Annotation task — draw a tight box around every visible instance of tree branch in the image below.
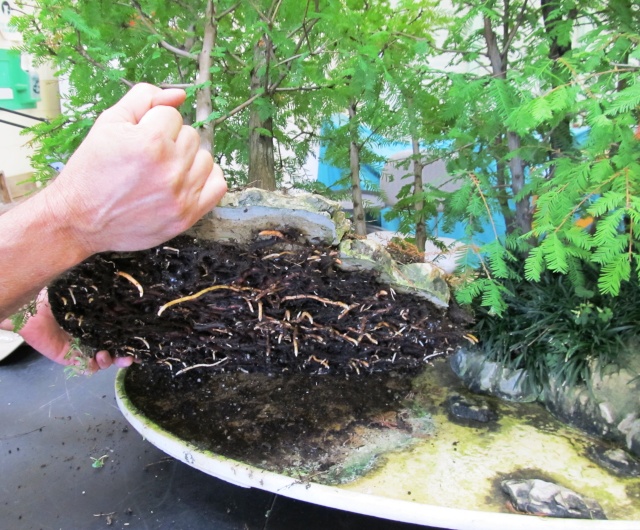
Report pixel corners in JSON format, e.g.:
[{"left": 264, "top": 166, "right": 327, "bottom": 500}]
[
  {"left": 159, "top": 38, "right": 198, "bottom": 60},
  {"left": 268, "top": 0, "right": 284, "bottom": 22},
  {"left": 228, "top": 52, "right": 247, "bottom": 67},
  {"left": 247, "top": 0, "right": 271, "bottom": 25},
  {"left": 267, "top": 17, "right": 322, "bottom": 94},
  {"left": 215, "top": 1, "right": 241, "bottom": 21},
  {"left": 130, "top": 0, "right": 198, "bottom": 61},
  {"left": 483, "top": 16, "right": 504, "bottom": 77},
  {"left": 212, "top": 93, "right": 262, "bottom": 126},
  {"left": 274, "top": 83, "right": 334, "bottom": 92},
  {"left": 159, "top": 83, "right": 194, "bottom": 89},
  {"left": 272, "top": 39, "right": 329, "bottom": 69},
  {"left": 502, "top": 0, "right": 528, "bottom": 63},
  {"left": 73, "top": 36, "right": 134, "bottom": 87}
]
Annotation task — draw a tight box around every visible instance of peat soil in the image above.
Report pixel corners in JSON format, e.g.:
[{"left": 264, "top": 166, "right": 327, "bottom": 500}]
[{"left": 49, "top": 233, "right": 469, "bottom": 482}]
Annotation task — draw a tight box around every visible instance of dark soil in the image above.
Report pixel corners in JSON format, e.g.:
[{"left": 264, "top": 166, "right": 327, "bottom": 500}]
[
  {"left": 123, "top": 362, "right": 422, "bottom": 482},
  {"left": 49, "top": 233, "right": 467, "bottom": 376},
  {"left": 49, "top": 233, "right": 469, "bottom": 481}
]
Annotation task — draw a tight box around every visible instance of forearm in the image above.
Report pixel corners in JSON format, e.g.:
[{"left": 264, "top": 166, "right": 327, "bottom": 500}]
[
  {"left": 0, "top": 83, "right": 226, "bottom": 322},
  {"left": 0, "top": 188, "right": 90, "bottom": 321},
  {"left": 0, "top": 202, "right": 15, "bottom": 216}
]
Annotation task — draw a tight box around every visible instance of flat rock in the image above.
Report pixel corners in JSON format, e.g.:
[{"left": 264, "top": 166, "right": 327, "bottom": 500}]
[
  {"left": 338, "top": 238, "right": 450, "bottom": 309},
  {"left": 445, "top": 393, "right": 498, "bottom": 424},
  {"left": 501, "top": 478, "right": 607, "bottom": 519},
  {"left": 187, "top": 188, "right": 351, "bottom": 246},
  {"left": 587, "top": 445, "right": 640, "bottom": 477}
]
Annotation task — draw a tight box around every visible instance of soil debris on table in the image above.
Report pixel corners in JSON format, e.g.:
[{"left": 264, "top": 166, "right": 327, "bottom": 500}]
[{"left": 49, "top": 234, "right": 466, "bottom": 376}]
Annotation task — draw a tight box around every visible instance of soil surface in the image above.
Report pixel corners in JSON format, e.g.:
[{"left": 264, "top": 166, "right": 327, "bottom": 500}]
[
  {"left": 124, "top": 363, "right": 432, "bottom": 483},
  {"left": 49, "top": 233, "right": 467, "bottom": 376}
]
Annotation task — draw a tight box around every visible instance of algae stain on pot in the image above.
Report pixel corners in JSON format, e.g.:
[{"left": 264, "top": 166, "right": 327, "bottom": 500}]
[{"left": 341, "top": 362, "right": 640, "bottom": 520}]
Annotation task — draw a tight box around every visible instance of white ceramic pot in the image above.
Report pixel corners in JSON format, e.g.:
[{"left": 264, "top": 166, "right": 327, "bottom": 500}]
[{"left": 115, "top": 369, "right": 638, "bottom": 530}]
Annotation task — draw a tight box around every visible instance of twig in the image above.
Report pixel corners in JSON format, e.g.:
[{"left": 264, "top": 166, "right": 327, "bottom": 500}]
[
  {"left": 130, "top": 0, "right": 198, "bottom": 60},
  {"left": 423, "top": 351, "right": 447, "bottom": 362},
  {"left": 0, "top": 426, "right": 44, "bottom": 440}
]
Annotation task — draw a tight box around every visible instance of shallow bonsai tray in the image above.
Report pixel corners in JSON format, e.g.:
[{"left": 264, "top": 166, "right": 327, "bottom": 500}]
[
  {"left": 115, "top": 369, "right": 639, "bottom": 530},
  {"left": 0, "top": 329, "right": 24, "bottom": 362}
]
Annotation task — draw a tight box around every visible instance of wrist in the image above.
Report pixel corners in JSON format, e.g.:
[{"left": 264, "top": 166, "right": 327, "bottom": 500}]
[{"left": 39, "top": 181, "right": 95, "bottom": 264}]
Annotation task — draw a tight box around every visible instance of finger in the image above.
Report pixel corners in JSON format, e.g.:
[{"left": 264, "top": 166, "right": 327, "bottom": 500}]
[
  {"left": 95, "top": 350, "right": 113, "bottom": 370},
  {"left": 174, "top": 126, "right": 202, "bottom": 171},
  {"left": 151, "top": 88, "right": 187, "bottom": 109},
  {"left": 186, "top": 148, "right": 214, "bottom": 189},
  {"left": 114, "top": 356, "right": 134, "bottom": 368},
  {"left": 196, "top": 163, "right": 227, "bottom": 214},
  {"left": 137, "top": 105, "right": 184, "bottom": 141},
  {"left": 100, "top": 84, "right": 186, "bottom": 125},
  {"left": 81, "top": 357, "right": 99, "bottom": 375}
]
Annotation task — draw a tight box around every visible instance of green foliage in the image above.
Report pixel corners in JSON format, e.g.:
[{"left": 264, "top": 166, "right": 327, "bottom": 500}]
[
  {"left": 472, "top": 267, "right": 640, "bottom": 389},
  {"left": 90, "top": 455, "right": 109, "bottom": 469},
  {"left": 14, "top": 0, "right": 346, "bottom": 184},
  {"left": 63, "top": 338, "right": 91, "bottom": 377},
  {"left": 417, "top": 0, "right": 640, "bottom": 318},
  {"left": 9, "top": 299, "right": 36, "bottom": 333}
]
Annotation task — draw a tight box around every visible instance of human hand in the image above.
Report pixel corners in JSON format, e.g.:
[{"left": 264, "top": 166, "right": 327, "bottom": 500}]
[
  {"left": 44, "top": 83, "right": 227, "bottom": 255},
  {"left": 1, "top": 290, "right": 133, "bottom": 374}
]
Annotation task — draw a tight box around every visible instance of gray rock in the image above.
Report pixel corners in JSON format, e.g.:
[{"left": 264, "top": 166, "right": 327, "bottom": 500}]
[
  {"left": 445, "top": 393, "right": 498, "bottom": 424},
  {"left": 590, "top": 357, "right": 640, "bottom": 427},
  {"left": 397, "top": 262, "right": 450, "bottom": 307},
  {"left": 501, "top": 478, "right": 607, "bottom": 519},
  {"left": 497, "top": 367, "right": 530, "bottom": 399},
  {"left": 188, "top": 188, "right": 350, "bottom": 246},
  {"left": 618, "top": 414, "right": 640, "bottom": 456},
  {"left": 338, "top": 238, "right": 450, "bottom": 309},
  {"left": 478, "top": 361, "right": 500, "bottom": 392},
  {"left": 337, "top": 238, "right": 397, "bottom": 275},
  {"left": 587, "top": 445, "right": 640, "bottom": 477},
  {"left": 449, "top": 348, "right": 540, "bottom": 402},
  {"left": 452, "top": 346, "right": 640, "bottom": 455}
]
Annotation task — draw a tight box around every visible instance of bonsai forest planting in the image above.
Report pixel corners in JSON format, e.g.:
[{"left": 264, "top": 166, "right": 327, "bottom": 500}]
[{"left": 8, "top": 0, "right": 640, "bottom": 521}]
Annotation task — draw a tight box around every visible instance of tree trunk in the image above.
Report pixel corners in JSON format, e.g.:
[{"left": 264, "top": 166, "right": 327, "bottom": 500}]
[
  {"left": 493, "top": 136, "right": 516, "bottom": 231},
  {"left": 541, "top": 0, "right": 577, "bottom": 158},
  {"left": 411, "top": 136, "right": 427, "bottom": 252},
  {"left": 348, "top": 102, "right": 367, "bottom": 236},
  {"left": 247, "top": 36, "right": 276, "bottom": 191},
  {"left": 483, "top": 15, "right": 532, "bottom": 235},
  {"left": 196, "top": 0, "right": 216, "bottom": 155},
  {"left": 507, "top": 132, "right": 533, "bottom": 233}
]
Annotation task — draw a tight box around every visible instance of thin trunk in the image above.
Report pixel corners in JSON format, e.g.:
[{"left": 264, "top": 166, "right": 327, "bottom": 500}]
[
  {"left": 541, "top": 0, "right": 577, "bottom": 157},
  {"left": 493, "top": 136, "right": 515, "bottom": 230},
  {"left": 248, "top": 36, "right": 276, "bottom": 191},
  {"left": 411, "top": 136, "right": 426, "bottom": 252},
  {"left": 507, "top": 132, "right": 532, "bottom": 233},
  {"left": 483, "top": 16, "right": 532, "bottom": 235},
  {"left": 196, "top": 0, "right": 216, "bottom": 155},
  {"left": 348, "top": 102, "right": 367, "bottom": 236}
]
